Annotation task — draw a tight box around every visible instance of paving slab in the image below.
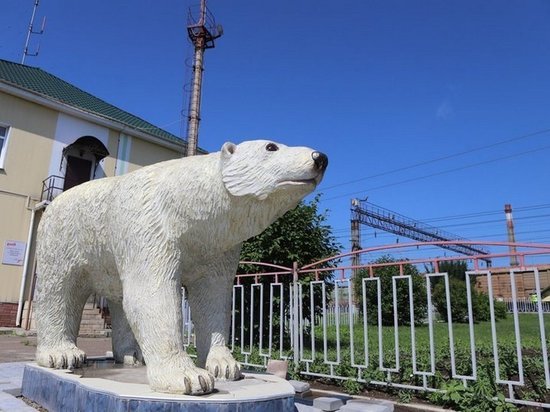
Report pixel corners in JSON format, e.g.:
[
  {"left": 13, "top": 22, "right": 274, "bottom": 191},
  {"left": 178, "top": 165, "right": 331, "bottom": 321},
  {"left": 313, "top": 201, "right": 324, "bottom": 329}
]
[
  {"left": 266, "top": 359, "right": 289, "bottom": 379},
  {"left": 346, "top": 399, "right": 394, "bottom": 411},
  {"left": 290, "top": 379, "right": 311, "bottom": 393},
  {"left": 340, "top": 399, "right": 393, "bottom": 412},
  {"left": 0, "top": 362, "right": 36, "bottom": 412},
  {"left": 313, "top": 396, "right": 344, "bottom": 411}
]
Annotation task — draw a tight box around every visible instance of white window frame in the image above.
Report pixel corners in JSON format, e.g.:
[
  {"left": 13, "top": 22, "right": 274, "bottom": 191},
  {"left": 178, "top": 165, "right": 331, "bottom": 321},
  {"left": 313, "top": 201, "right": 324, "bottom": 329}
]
[{"left": 0, "top": 123, "right": 10, "bottom": 170}]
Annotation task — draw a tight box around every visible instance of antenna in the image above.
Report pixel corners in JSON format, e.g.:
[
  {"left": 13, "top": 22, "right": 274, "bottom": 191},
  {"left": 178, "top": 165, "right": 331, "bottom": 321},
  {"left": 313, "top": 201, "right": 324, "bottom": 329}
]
[
  {"left": 184, "top": 0, "right": 223, "bottom": 156},
  {"left": 21, "top": 0, "right": 46, "bottom": 65}
]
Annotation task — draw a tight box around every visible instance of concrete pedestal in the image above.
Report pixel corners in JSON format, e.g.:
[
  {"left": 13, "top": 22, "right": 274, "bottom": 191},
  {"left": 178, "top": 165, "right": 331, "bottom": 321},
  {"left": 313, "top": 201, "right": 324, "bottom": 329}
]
[{"left": 21, "top": 360, "right": 295, "bottom": 411}]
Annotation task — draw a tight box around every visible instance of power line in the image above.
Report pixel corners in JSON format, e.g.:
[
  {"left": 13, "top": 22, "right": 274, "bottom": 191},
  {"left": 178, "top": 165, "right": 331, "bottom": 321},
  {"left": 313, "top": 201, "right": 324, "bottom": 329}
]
[
  {"left": 332, "top": 214, "right": 550, "bottom": 237},
  {"left": 330, "top": 203, "right": 550, "bottom": 235},
  {"left": 316, "top": 127, "right": 550, "bottom": 193},
  {"left": 333, "top": 227, "right": 550, "bottom": 241},
  {"left": 323, "top": 144, "right": 550, "bottom": 202},
  {"left": 422, "top": 203, "right": 550, "bottom": 223}
]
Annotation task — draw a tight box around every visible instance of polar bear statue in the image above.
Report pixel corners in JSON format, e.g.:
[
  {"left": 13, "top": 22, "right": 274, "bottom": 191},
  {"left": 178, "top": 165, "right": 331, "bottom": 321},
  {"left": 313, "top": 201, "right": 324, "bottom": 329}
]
[{"left": 34, "top": 140, "right": 328, "bottom": 395}]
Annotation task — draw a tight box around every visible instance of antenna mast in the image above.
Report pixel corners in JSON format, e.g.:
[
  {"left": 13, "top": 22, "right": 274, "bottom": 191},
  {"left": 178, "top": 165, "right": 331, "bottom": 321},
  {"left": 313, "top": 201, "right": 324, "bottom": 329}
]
[
  {"left": 22, "top": 0, "right": 46, "bottom": 64},
  {"left": 185, "top": 0, "right": 223, "bottom": 156}
]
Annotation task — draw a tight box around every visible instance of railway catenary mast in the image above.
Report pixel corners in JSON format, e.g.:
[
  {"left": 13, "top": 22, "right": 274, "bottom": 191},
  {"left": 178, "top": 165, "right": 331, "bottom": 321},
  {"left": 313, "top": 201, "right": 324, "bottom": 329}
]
[{"left": 351, "top": 199, "right": 492, "bottom": 266}]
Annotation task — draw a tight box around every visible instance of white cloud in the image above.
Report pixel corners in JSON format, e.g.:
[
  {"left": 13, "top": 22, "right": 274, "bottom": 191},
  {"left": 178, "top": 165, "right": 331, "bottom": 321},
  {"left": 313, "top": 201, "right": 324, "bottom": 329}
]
[{"left": 436, "top": 99, "right": 454, "bottom": 119}]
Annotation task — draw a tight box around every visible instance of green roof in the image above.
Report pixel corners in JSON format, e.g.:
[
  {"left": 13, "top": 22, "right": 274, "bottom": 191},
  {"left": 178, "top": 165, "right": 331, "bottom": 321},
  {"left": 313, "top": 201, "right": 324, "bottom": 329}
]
[{"left": 0, "top": 59, "right": 190, "bottom": 148}]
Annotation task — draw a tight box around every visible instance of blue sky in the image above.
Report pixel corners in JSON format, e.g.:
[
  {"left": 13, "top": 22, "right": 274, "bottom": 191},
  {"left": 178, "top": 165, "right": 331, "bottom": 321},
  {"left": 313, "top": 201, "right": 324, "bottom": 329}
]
[{"left": 2, "top": 0, "right": 550, "bottom": 258}]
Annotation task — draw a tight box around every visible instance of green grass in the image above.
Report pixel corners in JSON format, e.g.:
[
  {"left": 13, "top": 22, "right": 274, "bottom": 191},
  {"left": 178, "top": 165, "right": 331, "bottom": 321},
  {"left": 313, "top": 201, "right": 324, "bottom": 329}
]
[
  {"left": 306, "top": 314, "right": 549, "bottom": 373},
  {"left": 317, "top": 313, "right": 549, "bottom": 356},
  {"left": 232, "top": 314, "right": 550, "bottom": 407}
]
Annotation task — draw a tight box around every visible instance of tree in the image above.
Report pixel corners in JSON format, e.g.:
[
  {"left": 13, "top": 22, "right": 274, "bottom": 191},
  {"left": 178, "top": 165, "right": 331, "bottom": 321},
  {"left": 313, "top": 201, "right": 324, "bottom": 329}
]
[
  {"left": 430, "top": 261, "right": 507, "bottom": 323},
  {"left": 353, "top": 255, "right": 428, "bottom": 326},
  {"left": 236, "top": 195, "right": 341, "bottom": 346},
  {"left": 438, "top": 260, "right": 469, "bottom": 282},
  {"left": 239, "top": 194, "right": 340, "bottom": 268}
]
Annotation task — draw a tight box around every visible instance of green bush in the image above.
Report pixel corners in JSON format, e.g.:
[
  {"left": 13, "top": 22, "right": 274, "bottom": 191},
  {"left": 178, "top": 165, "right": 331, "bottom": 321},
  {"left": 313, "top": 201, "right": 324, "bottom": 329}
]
[
  {"left": 353, "top": 255, "right": 427, "bottom": 326},
  {"left": 432, "top": 277, "right": 507, "bottom": 323},
  {"left": 433, "top": 277, "right": 469, "bottom": 323},
  {"left": 473, "top": 291, "right": 491, "bottom": 322},
  {"left": 494, "top": 299, "right": 508, "bottom": 320}
]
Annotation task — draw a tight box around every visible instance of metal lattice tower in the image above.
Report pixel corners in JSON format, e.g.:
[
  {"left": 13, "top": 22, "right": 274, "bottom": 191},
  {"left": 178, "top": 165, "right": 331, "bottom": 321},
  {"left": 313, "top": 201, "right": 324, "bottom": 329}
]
[
  {"left": 351, "top": 199, "right": 492, "bottom": 265},
  {"left": 185, "top": 0, "right": 223, "bottom": 157}
]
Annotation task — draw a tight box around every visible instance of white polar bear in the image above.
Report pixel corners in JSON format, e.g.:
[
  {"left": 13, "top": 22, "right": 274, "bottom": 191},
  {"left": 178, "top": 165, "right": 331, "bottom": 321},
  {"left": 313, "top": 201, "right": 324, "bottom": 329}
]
[{"left": 34, "top": 140, "right": 328, "bottom": 395}]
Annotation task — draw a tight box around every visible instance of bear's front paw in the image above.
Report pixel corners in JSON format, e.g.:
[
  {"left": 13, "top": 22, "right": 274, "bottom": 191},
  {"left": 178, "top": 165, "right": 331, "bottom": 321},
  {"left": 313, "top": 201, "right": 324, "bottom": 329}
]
[
  {"left": 206, "top": 346, "right": 242, "bottom": 381},
  {"left": 36, "top": 344, "right": 86, "bottom": 369},
  {"left": 149, "top": 363, "right": 215, "bottom": 395}
]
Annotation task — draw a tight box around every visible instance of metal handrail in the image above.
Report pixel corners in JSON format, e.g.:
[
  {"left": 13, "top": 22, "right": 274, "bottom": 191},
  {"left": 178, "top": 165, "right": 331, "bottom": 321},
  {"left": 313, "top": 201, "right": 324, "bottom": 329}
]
[{"left": 40, "top": 175, "right": 64, "bottom": 202}]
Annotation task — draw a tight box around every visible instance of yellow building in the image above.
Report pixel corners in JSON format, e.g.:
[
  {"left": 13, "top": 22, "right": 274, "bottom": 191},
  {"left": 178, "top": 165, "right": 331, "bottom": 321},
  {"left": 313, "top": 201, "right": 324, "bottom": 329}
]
[{"left": 0, "top": 59, "right": 201, "bottom": 328}]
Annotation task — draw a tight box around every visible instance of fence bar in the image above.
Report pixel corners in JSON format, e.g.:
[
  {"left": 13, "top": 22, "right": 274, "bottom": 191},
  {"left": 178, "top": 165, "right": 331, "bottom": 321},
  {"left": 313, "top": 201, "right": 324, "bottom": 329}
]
[
  {"left": 529, "top": 267, "right": 550, "bottom": 388},
  {"left": 292, "top": 262, "right": 299, "bottom": 366},
  {"left": 225, "top": 241, "right": 550, "bottom": 409}
]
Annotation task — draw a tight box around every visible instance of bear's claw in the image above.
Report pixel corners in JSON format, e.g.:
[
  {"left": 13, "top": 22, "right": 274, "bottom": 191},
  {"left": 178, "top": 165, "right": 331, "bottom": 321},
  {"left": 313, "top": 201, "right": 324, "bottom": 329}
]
[
  {"left": 150, "top": 362, "right": 215, "bottom": 395},
  {"left": 37, "top": 345, "right": 87, "bottom": 370},
  {"left": 206, "top": 346, "right": 242, "bottom": 381}
]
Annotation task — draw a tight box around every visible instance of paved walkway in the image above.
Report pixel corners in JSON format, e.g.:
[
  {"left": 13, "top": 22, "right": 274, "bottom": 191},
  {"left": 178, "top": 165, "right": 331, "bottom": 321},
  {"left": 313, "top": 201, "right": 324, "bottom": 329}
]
[
  {"left": 0, "top": 331, "right": 435, "bottom": 411},
  {"left": 0, "top": 331, "right": 112, "bottom": 411},
  {"left": 0, "top": 362, "right": 36, "bottom": 411}
]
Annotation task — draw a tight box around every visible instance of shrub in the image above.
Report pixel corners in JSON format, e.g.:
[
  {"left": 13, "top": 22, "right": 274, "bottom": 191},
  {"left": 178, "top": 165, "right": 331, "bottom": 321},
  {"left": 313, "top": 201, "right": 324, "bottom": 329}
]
[
  {"left": 353, "top": 255, "right": 427, "bottom": 326},
  {"left": 432, "top": 277, "right": 506, "bottom": 323},
  {"left": 473, "top": 291, "right": 491, "bottom": 322},
  {"left": 433, "top": 277, "right": 469, "bottom": 323},
  {"left": 494, "top": 299, "right": 508, "bottom": 320}
]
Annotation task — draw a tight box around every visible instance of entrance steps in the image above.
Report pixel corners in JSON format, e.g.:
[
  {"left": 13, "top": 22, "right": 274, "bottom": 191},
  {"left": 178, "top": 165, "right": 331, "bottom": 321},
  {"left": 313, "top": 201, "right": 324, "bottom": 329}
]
[{"left": 78, "top": 302, "right": 111, "bottom": 337}]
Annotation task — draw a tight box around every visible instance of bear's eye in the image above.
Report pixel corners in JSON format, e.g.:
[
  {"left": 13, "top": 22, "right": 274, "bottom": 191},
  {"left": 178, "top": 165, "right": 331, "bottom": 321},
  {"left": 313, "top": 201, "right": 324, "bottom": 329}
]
[{"left": 266, "top": 143, "right": 279, "bottom": 152}]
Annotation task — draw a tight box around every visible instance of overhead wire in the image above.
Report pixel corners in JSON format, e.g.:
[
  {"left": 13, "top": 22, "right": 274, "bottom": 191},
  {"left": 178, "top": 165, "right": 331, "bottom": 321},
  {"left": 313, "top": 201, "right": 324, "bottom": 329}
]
[
  {"left": 322, "top": 144, "right": 550, "bottom": 202},
  {"left": 316, "top": 127, "right": 550, "bottom": 193},
  {"left": 330, "top": 203, "right": 550, "bottom": 234}
]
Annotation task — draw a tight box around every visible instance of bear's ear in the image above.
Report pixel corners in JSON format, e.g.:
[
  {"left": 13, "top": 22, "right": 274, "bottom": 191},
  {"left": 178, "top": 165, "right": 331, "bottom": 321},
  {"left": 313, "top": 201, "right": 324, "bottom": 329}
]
[
  {"left": 221, "top": 141, "right": 268, "bottom": 200},
  {"left": 221, "top": 142, "right": 237, "bottom": 161}
]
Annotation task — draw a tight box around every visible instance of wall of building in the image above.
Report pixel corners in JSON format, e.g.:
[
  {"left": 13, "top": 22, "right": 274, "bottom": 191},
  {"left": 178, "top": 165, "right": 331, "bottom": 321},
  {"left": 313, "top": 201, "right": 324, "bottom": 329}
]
[
  {"left": 0, "top": 92, "right": 57, "bottom": 195},
  {"left": 0, "top": 90, "right": 184, "bottom": 327},
  {"left": 126, "top": 135, "right": 182, "bottom": 172},
  {"left": 475, "top": 266, "right": 550, "bottom": 299},
  {"left": 0, "top": 93, "right": 57, "bottom": 307}
]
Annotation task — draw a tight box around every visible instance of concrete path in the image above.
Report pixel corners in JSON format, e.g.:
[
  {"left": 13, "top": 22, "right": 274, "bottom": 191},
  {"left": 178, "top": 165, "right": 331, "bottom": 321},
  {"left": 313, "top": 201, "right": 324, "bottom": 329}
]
[
  {"left": 0, "top": 331, "right": 441, "bottom": 412},
  {"left": 0, "top": 331, "right": 112, "bottom": 411}
]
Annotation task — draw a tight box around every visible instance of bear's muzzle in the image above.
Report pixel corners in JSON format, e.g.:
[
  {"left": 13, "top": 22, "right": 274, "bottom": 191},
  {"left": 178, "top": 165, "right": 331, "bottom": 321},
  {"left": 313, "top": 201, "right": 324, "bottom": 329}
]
[{"left": 312, "top": 151, "right": 328, "bottom": 171}]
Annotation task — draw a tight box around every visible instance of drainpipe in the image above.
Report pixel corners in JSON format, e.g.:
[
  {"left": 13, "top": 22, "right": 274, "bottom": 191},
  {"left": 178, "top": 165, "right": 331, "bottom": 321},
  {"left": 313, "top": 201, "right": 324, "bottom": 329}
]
[{"left": 16, "top": 200, "right": 49, "bottom": 327}]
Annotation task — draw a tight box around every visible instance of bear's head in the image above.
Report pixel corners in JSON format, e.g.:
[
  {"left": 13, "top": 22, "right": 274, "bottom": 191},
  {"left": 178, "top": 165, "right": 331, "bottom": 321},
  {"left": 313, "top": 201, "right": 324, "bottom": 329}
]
[{"left": 220, "top": 140, "right": 328, "bottom": 202}]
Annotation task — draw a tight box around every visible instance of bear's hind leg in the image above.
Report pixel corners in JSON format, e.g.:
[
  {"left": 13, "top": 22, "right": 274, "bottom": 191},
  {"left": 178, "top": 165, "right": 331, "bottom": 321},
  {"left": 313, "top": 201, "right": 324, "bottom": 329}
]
[
  {"left": 35, "top": 269, "right": 90, "bottom": 369},
  {"left": 109, "top": 299, "right": 143, "bottom": 365}
]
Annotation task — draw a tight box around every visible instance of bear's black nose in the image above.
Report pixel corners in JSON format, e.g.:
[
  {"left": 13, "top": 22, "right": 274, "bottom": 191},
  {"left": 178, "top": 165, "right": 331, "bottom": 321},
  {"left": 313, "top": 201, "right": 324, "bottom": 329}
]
[{"left": 312, "top": 151, "right": 328, "bottom": 171}]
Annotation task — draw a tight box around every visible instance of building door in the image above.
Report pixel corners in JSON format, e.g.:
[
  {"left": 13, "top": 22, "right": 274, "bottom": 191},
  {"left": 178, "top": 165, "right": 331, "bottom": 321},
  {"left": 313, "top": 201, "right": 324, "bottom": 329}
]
[{"left": 63, "top": 155, "right": 92, "bottom": 191}]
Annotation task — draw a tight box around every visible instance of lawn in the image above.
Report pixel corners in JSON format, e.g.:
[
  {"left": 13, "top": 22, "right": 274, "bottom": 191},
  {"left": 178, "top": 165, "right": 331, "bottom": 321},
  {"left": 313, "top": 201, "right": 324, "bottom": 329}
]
[
  {"left": 310, "top": 313, "right": 550, "bottom": 368},
  {"left": 285, "top": 313, "right": 548, "bottom": 408},
  {"left": 231, "top": 314, "right": 550, "bottom": 408}
]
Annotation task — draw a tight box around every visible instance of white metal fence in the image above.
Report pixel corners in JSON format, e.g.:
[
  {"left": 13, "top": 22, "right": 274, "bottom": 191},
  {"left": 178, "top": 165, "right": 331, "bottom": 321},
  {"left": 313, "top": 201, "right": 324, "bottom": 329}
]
[
  {"left": 314, "top": 297, "right": 550, "bottom": 326},
  {"left": 183, "top": 242, "right": 550, "bottom": 409}
]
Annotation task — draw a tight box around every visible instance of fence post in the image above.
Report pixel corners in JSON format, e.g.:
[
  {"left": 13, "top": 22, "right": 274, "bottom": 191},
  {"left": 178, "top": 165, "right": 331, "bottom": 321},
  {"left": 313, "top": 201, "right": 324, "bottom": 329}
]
[{"left": 292, "top": 261, "right": 300, "bottom": 371}]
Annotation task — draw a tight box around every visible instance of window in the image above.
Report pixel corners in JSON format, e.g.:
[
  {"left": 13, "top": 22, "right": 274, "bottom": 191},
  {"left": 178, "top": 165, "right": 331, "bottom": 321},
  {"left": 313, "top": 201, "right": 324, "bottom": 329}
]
[{"left": 0, "top": 124, "right": 9, "bottom": 169}]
